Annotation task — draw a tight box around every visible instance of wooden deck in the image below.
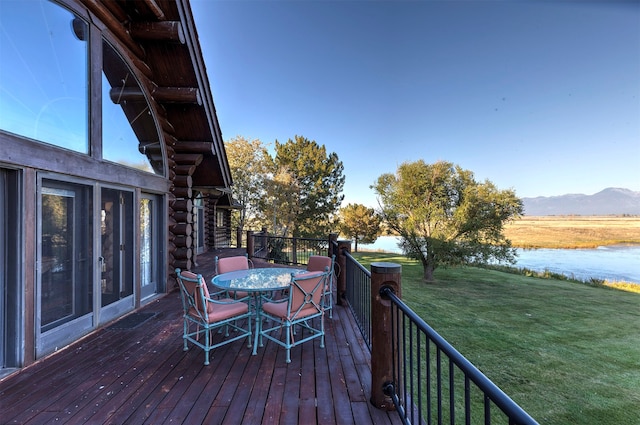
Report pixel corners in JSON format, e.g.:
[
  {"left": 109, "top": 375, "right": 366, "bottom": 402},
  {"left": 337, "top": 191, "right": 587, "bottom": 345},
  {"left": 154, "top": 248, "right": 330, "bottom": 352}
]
[{"left": 0, "top": 251, "right": 401, "bottom": 424}]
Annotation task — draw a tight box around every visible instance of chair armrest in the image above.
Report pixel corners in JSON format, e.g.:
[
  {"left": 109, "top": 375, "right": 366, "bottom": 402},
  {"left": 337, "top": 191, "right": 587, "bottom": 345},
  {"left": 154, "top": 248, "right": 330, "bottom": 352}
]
[
  {"left": 261, "top": 294, "right": 287, "bottom": 304},
  {"left": 208, "top": 287, "right": 229, "bottom": 298},
  {"left": 206, "top": 296, "right": 248, "bottom": 305}
]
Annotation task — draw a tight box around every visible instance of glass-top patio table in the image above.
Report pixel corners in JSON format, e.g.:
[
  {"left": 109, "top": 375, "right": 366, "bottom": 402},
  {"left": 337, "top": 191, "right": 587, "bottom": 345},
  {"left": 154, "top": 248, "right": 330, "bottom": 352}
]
[{"left": 211, "top": 267, "right": 305, "bottom": 355}]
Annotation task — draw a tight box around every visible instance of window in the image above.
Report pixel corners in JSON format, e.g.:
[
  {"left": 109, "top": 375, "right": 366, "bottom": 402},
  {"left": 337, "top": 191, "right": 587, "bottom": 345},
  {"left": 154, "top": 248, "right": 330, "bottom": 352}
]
[
  {"left": 102, "top": 41, "right": 164, "bottom": 175},
  {"left": 0, "top": 0, "right": 88, "bottom": 152},
  {"left": 194, "top": 195, "right": 205, "bottom": 253}
]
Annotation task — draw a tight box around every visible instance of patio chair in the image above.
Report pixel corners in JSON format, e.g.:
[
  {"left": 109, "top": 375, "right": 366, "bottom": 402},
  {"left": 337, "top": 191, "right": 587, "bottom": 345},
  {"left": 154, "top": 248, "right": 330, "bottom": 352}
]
[
  {"left": 176, "top": 268, "right": 252, "bottom": 366},
  {"left": 307, "top": 255, "right": 335, "bottom": 318},
  {"left": 215, "top": 254, "right": 253, "bottom": 301},
  {"left": 259, "top": 270, "right": 329, "bottom": 363}
]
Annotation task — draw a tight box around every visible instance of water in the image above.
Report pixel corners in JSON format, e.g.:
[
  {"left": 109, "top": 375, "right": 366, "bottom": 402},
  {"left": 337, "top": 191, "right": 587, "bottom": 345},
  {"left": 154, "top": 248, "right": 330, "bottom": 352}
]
[
  {"left": 358, "top": 236, "right": 640, "bottom": 284},
  {"left": 514, "top": 246, "right": 640, "bottom": 284}
]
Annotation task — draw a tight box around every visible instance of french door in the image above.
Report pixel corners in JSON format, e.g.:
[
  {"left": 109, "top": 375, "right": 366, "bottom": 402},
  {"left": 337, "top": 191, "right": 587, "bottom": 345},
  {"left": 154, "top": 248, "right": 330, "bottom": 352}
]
[
  {"left": 140, "top": 194, "right": 160, "bottom": 300},
  {"left": 99, "top": 188, "right": 134, "bottom": 323},
  {"left": 37, "top": 181, "right": 138, "bottom": 354},
  {"left": 1, "top": 169, "right": 21, "bottom": 372},
  {"left": 0, "top": 170, "right": 5, "bottom": 370},
  {"left": 38, "top": 180, "right": 93, "bottom": 355}
]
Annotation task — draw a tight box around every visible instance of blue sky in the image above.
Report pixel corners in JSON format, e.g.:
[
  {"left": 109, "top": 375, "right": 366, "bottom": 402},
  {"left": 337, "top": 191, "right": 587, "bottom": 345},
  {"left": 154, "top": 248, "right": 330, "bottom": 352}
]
[{"left": 191, "top": 0, "right": 640, "bottom": 208}]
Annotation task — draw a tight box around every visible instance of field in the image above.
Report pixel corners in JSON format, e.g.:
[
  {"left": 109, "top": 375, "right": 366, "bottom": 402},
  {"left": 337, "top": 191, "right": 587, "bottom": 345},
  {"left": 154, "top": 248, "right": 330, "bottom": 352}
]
[
  {"left": 503, "top": 215, "right": 640, "bottom": 248},
  {"left": 354, "top": 252, "right": 640, "bottom": 425}
]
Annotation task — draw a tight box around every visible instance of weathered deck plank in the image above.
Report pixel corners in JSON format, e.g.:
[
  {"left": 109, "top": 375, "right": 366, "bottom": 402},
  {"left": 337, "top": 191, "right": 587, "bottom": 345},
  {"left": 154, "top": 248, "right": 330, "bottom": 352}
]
[{"left": 0, "top": 251, "right": 402, "bottom": 425}]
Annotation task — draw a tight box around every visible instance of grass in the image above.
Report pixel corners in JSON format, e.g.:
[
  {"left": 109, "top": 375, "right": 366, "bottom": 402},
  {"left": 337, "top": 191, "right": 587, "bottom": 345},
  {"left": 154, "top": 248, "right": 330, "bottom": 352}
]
[
  {"left": 353, "top": 252, "right": 640, "bottom": 425},
  {"left": 503, "top": 215, "right": 640, "bottom": 248}
]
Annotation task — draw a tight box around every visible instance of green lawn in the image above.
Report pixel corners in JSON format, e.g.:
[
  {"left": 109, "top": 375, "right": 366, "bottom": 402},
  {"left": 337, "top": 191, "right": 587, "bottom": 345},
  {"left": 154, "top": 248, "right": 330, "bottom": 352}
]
[{"left": 353, "top": 252, "right": 640, "bottom": 425}]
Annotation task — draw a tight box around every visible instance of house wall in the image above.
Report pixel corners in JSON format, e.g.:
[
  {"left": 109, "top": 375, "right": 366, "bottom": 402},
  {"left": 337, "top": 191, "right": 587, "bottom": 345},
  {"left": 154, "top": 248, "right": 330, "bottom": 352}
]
[{"left": 0, "top": 0, "right": 224, "bottom": 374}]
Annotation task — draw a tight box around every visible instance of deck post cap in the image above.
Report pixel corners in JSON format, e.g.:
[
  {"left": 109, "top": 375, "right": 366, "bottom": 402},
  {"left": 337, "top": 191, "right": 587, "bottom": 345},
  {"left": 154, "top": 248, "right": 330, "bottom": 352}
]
[{"left": 370, "top": 262, "right": 401, "bottom": 273}]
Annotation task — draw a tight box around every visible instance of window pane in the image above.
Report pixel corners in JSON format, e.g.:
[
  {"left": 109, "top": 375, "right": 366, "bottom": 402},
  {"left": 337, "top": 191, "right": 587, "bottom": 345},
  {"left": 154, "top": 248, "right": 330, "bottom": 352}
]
[
  {"left": 100, "top": 188, "right": 133, "bottom": 307},
  {"left": 140, "top": 198, "right": 153, "bottom": 287},
  {"left": 0, "top": 0, "right": 88, "bottom": 152},
  {"left": 41, "top": 182, "right": 92, "bottom": 332},
  {"left": 102, "top": 41, "right": 164, "bottom": 175}
]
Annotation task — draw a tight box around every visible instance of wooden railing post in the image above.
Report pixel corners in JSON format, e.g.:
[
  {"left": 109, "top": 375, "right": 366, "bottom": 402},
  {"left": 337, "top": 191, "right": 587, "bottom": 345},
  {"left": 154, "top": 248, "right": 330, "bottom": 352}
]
[
  {"left": 246, "top": 230, "right": 254, "bottom": 259},
  {"left": 370, "top": 262, "right": 402, "bottom": 410},
  {"left": 335, "top": 240, "right": 351, "bottom": 306},
  {"left": 328, "top": 233, "right": 338, "bottom": 257},
  {"left": 236, "top": 226, "right": 242, "bottom": 248}
]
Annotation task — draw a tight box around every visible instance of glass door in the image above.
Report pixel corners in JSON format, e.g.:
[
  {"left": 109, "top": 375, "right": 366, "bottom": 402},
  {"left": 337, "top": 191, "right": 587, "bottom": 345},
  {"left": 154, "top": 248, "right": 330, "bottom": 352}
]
[
  {"left": 0, "top": 170, "right": 5, "bottom": 369},
  {"left": 100, "top": 188, "right": 133, "bottom": 316},
  {"left": 1, "top": 169, "right": 21, "bottom": 372},
  {"left": 140, "top": 194, "right": 160, "bottom": 300},
  {"left": 38, "top": 180, "right": 93, "bottom": 356}
]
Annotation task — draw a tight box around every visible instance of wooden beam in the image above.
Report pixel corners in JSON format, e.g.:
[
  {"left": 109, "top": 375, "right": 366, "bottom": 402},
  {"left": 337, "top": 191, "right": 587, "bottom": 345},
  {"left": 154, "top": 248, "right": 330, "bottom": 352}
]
[
  {"left": 172, "top": 211, "right": 193, "bottom": 224},
  {"left": 100, "top": 0, "right": 128, "bottom": 22},
  {"left": 88, "top": 3, "right": 152, "bottom": 78},
  {"left": 142, "top": 0, "right": 166, "bottom": 20},
  {"left": 171, "top": 198, "right": 193, "bottom": 212},
  {"left": 87, "top": 0, "right": 145, "bottom": 59},
  {"left": 152, "top": 87, "right": 202, "bottom": 105},
  {"left": 174, "top": 153, "right": 203, "bottom": 166},
  {"left": 173, "top": 164, "right": 198, "bottom": 175},
  {"left": 174, "top": 141, "right": 215, "bottom": 154},
  {"left": 130, "top": 22, "right": 185, "bottom": 43},
  {"left": 109, "top": 86, "right": 201, "bottom": 105},
  {"left": 171, "top": 185, "right": 193, "bottom": 199},
  {"left": 138, "top": 142, "right": 162, "bottom": 156},
  {"left": 174, "top": 174, "right": 193, "bottom": 188},
  {"left": 173, "top": 247, "right": 192, "bottom": 260},
  {"left": 109, "top": 87, "right": 145, "bottom": 104},
  {"left": 163, "top": 131, "right": 177, "bottom": 147},
  {"left": 173, "top": 234, "right": 194, "bottom": 248}
]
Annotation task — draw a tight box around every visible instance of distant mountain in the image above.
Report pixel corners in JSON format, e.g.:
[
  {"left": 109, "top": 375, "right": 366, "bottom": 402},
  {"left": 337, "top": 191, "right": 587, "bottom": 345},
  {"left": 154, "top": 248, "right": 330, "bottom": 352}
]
[{"left": 522, "top": 188, "right": 640, "bottom": 216}]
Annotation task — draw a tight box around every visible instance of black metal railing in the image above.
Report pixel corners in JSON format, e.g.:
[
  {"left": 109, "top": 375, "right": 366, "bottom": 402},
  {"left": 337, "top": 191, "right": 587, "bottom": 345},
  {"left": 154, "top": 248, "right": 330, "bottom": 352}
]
[
  {"left": 343, "top": 250, "right": 373, "bottom": 350},
  {"left": 381, "top": 286, "right": 538, "bottom": 425},
  {"left": 249, "top": 232, "right": 329, "bottom": 266},
  {"left": 248, "top": 233, "right": 537, "bottom": 423}
]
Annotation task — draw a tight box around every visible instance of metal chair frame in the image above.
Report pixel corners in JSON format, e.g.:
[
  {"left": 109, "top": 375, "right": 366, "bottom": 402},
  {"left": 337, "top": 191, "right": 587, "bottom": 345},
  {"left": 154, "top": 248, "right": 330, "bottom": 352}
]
[
  {"left": 214, "top": 254, "right": 253, "bottom": 301},
  {"left": 307, "top": 255, "right": 336, "bottom": 318},
  {"left": 259, "top": 269, "right": 329, "bottom": 363},
  {"left": 176, "top": 268, "right": 252, "bottom": 365}
]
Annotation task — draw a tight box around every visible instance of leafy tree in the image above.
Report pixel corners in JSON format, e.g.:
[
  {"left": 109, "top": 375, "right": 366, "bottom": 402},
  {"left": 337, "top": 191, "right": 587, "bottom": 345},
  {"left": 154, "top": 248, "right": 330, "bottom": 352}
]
[
  {"left": 372, "top": 160, "right": 523, "bottom": 282},
  {"left": 338, "top": 203, "right": 382, "bottom": 252},
  {"left": 224, "top": 136, "right": 270, "bottom": 231},
  {"left": 266, "top": 135, "right": 345, "bottom": 238},
  {"left": 261, "top": 165, "right": 300, "bottom": 236}
]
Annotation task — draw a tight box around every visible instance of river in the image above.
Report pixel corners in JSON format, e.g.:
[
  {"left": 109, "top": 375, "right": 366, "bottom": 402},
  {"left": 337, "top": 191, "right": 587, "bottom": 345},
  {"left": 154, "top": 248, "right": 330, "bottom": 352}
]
[{"left": 358, "top": 236, "right": 640, "bottom": 284}]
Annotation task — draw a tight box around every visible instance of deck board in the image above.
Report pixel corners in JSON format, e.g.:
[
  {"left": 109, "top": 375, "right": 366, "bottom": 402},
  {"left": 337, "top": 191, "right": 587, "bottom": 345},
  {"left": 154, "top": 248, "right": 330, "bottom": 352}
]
[{"left": 0, "top": 251, "right": 402, "bottom": 425}]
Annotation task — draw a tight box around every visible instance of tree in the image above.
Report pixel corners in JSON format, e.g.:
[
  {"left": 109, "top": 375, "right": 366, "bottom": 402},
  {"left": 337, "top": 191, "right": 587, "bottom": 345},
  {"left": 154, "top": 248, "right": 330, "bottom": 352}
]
[
  {"left": 224, "top": 136, "right": 270, "bottom": 231},
  {"left": 266, "top": 135, "right": 345, "bottom": 238},
  {"left": 261, "top": 165, "right": 300, "bottom": 236},
  {"left": 338, "top": 203, "right": 382, "bottom": 252},
  {"left": 372, "top": 160, "right": 523, "bottom": 282}
]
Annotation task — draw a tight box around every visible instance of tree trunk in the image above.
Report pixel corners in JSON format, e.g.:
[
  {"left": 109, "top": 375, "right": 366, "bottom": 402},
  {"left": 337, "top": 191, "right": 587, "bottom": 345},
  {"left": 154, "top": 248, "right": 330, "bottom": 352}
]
[{"left": 423, "top": 263, "right": 435, "bottom": 282}]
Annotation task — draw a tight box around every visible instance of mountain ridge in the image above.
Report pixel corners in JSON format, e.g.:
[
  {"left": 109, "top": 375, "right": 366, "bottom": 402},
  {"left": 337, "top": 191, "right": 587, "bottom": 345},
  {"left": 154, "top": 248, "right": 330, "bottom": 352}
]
[{"left": 521, "top": 187, "right": 640, "bottom": 216}]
